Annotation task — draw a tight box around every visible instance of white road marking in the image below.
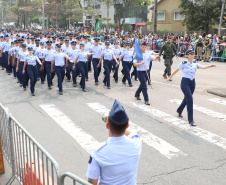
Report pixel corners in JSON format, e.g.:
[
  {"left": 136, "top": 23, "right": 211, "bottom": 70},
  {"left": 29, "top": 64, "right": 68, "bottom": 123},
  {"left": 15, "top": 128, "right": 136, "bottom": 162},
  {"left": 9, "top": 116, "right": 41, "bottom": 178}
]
[
  {"left": 40, "top": 104, "right": 100, "bottom": 154},
  {"left": 170, "top": 99, "right": 226, "bottom": 122},
  {"left": 87, "top": 102, "right": 187, "bottom": 159},
  {"left": 133, "top": 102, "right": 226, "bottom": 150},
  {"left": 208, "top": 98, "right": 226, "bottom": 106},
  {"left": 152, "top": 81, "right": 180, "bottom": 88}
]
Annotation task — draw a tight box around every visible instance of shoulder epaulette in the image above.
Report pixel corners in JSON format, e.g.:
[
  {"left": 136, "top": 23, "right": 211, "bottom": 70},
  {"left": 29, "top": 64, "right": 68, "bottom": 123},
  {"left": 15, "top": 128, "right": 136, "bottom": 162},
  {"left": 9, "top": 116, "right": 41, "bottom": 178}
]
[{"left": 182, "top": 61, "right": 187, "bottom": 64}]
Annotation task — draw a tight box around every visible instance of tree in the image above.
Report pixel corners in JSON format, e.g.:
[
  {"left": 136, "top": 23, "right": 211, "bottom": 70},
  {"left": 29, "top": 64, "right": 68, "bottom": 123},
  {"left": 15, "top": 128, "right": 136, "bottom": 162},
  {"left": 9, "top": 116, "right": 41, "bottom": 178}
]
[
  {"left": 122, "top": 23, "right": 132, "bottom": 32},
  {"left": 179, "top": 0, "right": 222, "bottom": 33}
]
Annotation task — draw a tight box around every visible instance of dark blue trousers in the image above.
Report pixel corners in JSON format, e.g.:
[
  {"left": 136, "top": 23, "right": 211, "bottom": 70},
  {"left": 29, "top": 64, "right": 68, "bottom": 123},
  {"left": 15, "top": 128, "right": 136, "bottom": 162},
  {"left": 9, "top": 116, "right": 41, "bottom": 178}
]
[
  {"left": 148, "top": 61, "right": 153, "bottom": 85},
  {"left": 92, "top": 58, "right": 100, "bottom": 83},
  {"left": 88, "top": 55, "right": 92, "bottom": 72},
  {"left": 4, "top": 52, "right": 10, "bottom": 73},
  {"left": 2, "top": 53, "right": 6, "bottom": 70},
  {"left": 19, "top": 62, "right": 28, "bottom": 88},
  {"left": 177, "top": 78, "right": 196, "bottom": 122},
  {"left": 7, "top": 54, "right": 12, "bottom": 74},
  {"left": 77, "top": 62, "right": 87, "bottom": 89},
  {"left": 0, "top": 54, "right": 3, "bottom": 69},
  {"left": 11, "top": 58, "right": 17, "bottom": 77},
  {"left": 37, "top": 58, "right": 45, "bottom": 81},
  {"left": 27, "top": 65, "right": 38, "bottom": 94},
  {"left": 112, "top": 59, "right": 119, "bottom": 82},
  {"left": 55, "top": 66, "right": 65, "bottom": 93},
  {"left": 103, "top": 60, "right": 112, "bottom": 87},
  {"left": 70, "top": 62, "right": 78, "bottom": 85},
  {"left": 122, "top": 61, "right": 132, "bottom": 85},
  {"left": 65, "top": 59, "right": 71, "bottom": 81},
  {"left": 131, "top": 66, "right": 137, "bottom": 80},
  {"left": 135, "top": 71, "right": 149, "bottom": 101},
  {"left": 45, "top": 62, "right": 55, "bottom": 87}
]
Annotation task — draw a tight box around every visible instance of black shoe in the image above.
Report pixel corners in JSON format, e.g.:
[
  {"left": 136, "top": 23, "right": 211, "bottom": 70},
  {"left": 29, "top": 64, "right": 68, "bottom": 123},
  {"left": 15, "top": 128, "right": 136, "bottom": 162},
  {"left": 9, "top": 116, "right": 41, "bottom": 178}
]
[
  {"left": 107, "top": 86, "right": 111, "bottom": 89},
  {"left": 122, "top": 82, "right": 126, "bottom": 84},
  {"left": 178, "top": 113, "right": 183, "bottom": 118},
  {"left": 95, "top": 82, "right": 98, "bottom": 85},
  {"left": 59, "top": 92, "right": 63, "bottom": 95},
  {"left": 48, "top": 86, "right": 52, "bottom": 90},
  {"left": 135, "top": 95, "right": 141, "bottom": 100},
  {"left": 163, "top": 73, "right": 167, "bottom": 79},
  {"left": 73, "top": 84, "right": 77, "bottom": 87},
  {"left": 85, "top": 78, "right": 88, "bottom": 81},
  {"left": 82, "top": 89, "right": 86, "bottom": 92},
  {"left": 115, "top": 81, "right": 118, "bottom": 83},
  {"left": 51, "top": 82, "right": 54, "bottom": 86},
  {"left": 41, "top": 81, "right": 44, "bottom": 84},
  {"left": 67, "top": 79, "right": 71, "bottom": 82},
  {"left": 129, "top": 84, "right": 133, "bottom": 87},
  {"left": 23, "top": 88, "right": 26, "bottom": 91},
  {"left": 145, "top": 101, "right": 150, "bottom": 105},
  {"left": 37, "top": 78, "right": 40, "bottom": 81},
  {"left": 8, "top": 73, "right": 10, "bottom": 75},
  {"left": 189, "top": 121, "right": 196, "bottom": 126},
  {"left": 31, "top": 93, "right": 35, "bottom": 96}
]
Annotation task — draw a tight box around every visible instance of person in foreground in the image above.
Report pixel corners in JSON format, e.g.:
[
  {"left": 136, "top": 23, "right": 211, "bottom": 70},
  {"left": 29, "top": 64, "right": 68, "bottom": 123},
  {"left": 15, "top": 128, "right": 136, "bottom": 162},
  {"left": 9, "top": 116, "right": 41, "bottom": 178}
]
[
  {"left": 166, "top": 49, "right": 216, "bottom": 126},
  {"left": 86, "top": 99, "right": 142, "bottom": 185}
]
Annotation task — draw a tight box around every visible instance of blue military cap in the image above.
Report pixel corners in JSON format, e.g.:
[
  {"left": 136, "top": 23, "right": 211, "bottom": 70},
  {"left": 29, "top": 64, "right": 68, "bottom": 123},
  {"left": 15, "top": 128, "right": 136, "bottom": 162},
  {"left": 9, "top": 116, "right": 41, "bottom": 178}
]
[
  {"left": 5, "top": 35, "right": 9, "bottom": 38},
  {"left": 94, "top": 38, "right": 100, "bottom": 42},
  {"left": 140, "top": 42, "right": 147, "bottom": 46},
  {"left": 104, "top": 36, "right": 110, "bottom": 40},
  {"left": 39, "top": 32, "right": 42, "bottom": 34},
  {"left": 21, "top": 43, "right": 27, "bottom": 48},
  {"left": 105, "top": 41, "right": 110, "bottom": 45},
  {"left": 72, "top": 35, "right": 76, "bottom": 37},
  {"left": 21, "top": 36, "right": 24, "bottom": 38},
  {"left": 114, "top": 41, "right": 119, "bottom": 45},
  {"left": 0, "top": 36, "right": 3, "bottom": 38},
  {"left": 83, "top": 36, "right": 87, "bottom": 39},
  {"left": 76, "top": 36, "right": 81, "bottom": 40},
  {"left": 126, "top": 42, "right": 130, "bottom": 46},
  {"left": 186, "top": 49, "right": 195, "bottom": 55},
  {"left": 47, "top": 36, "right": 51, "bottom": 38},
  {"left": 46, "top": 40, "right": 52, "bottom": 44},
  {"left": 146, "top": 42, "right": 151, "bottom": 46},
  {"left": 59, "top": 37, "right": 64, "bottom": 40},
  {"left": 40, "top": 41, "right": 45, "bottom": 45},
  {"left": 56, "top": 43, "right": 61, "bottom": 47},
  {"left": 52, "top": 36, "right": 56, "bottom": 39},
  {"left": 71, "top": 41, "right": 77, "bottom": 45},
  {"left": 65, "top": 39, "right": 69, "bottom": 42},
  {"left": 27, "top": 37, "right": 30, "bottom": 39},
  {"left": 35, "top": 39, "right": 40, "bottom": 43},
  {"left": 18, "top": 39, "right": 23, "bottom": 42},
  {"left": 11, "top": 41, "right": 15, "bottom": 44},
  {"left": 80, "top": 43, "right": 85, "bottom": 46},
  {"left": 109, "top": 99, "right": 128, "bottom": 123},
  {"left": 27, "top": 47, "right": 33, "bottom": 51},
  {"left": 50, "top": 33, "right": 54, "bottom": 35}
]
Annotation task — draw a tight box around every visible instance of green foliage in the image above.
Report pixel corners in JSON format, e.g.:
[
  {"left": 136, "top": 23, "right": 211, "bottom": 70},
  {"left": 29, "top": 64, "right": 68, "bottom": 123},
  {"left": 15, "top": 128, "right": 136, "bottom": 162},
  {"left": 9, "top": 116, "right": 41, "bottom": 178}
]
[
  {"left": 179, "top": 0, "right": 222, "bottom": 33},
  {"left": 122, "top": 23, "right": 132, "bottom": 32},
  {"left": 32, "top": 16, "right": 40, "bottom": 23},
  {"left": 100, "top": 23, "right": 106, "bottom": 29},
  {"left": 108, "top": 23, "right": 114, "bottom": 28}
]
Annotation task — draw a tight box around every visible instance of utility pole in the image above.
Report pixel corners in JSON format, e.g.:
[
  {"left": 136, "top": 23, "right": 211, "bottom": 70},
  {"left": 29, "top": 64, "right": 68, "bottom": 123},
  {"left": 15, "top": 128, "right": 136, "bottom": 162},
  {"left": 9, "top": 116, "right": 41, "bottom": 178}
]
[
  {"left": 153, "top": 0, "right": 157, "bottom": 34},
  {"left": 219, "top": 0, "right": 225, "bottom": 34},
  {"left": 42, "top": 0, "right": 44, "bottom": 29}
]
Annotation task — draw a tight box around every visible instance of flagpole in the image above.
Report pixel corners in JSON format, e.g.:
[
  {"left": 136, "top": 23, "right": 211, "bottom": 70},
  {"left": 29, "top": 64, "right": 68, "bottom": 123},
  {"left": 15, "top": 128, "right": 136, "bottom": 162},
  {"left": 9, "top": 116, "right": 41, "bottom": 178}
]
[{"left": 143, "top": 64, "right": 153, "bottom": 89}]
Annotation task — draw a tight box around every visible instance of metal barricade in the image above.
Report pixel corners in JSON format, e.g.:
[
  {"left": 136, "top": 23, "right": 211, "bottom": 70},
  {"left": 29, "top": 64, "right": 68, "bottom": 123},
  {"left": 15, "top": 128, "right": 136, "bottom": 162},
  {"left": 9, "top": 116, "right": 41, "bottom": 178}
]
[{"left": 60, "top": 173, "right": 91, "bottom": 185}]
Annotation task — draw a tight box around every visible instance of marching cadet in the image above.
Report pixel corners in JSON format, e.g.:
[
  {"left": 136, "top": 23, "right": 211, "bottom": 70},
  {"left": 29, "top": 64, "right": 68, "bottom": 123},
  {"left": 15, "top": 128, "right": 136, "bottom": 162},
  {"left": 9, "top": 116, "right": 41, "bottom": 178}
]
[
  {"left": 16, "top": 43, "right": 28, "bottom": 91},
  {"left": 159, "top": 36, "right": 178, "bottom": 79},
  {"left": 203, "top": 34, "right": 212, "bottom": 62},
  {"left": 67, "top": 41, "right": 78, "bottom": 87},
  {"left": 36, "top": 41, "right": 46, "bottom": 84},
  {"left": 118, "top": 42, "right": 133, "bottom": 87},
  {"left": 131, "top": 41, "right": 138, "bottom": 81},
  {"left": 196, "top": 36, "right": 203, "bottom": 61},
  {"left": 8, "top": 42, "right": 15, "bottom": 77},
  {"left": 23, "top": 47, "right": 42, "bottom": 96},
  {"left": 2, "top": 35, "right": 11, "bottom": 74},
  {"left": 0, "top": 36, "right": 4, "bottom": 70},
  {"left": 13, "top": 39, "right": 23, "bottom": 83},
  {"left": 62, "top": 39, "right": 72, "bottom": 82},
  {"left": 167, "top": 50, "right": 216, "bottom": 126},
  {"left": 97, "top": 41, "right": 118, "bottom": 89},
  {"left": 41, "top": 41, "right": 55, "bottom": 89},
  {"left": 52, "top": 37, "right": 57, "bottom": 50},
  {"left": 87, "top": 99, "right": 142, "bottom": 185},
  {"left": 72, "top": 43, "right": 94, "bottom": 92},
  {"left": 133, "top": 42, "right": 160, "bottom": 105},
  {"left": 112, "top": 41, "right": 121, "bottom": 83},
  {"left": 51, "top": 44, "right": 73, "bottom": 95},
  {"left": 89, "top": 38, "right": 102, "bottom": 85},
  {"left": 84, "top": 36, "right": 92, "bottom": 78}
]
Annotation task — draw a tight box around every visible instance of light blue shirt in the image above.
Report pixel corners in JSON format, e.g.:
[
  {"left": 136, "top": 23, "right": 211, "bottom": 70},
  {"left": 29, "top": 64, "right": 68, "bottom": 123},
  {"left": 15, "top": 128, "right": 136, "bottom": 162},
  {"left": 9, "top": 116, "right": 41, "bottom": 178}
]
[
  {"left": 68, "top": 49, "right": 78, "bottom": 63},
  {"left": 2, "top": 42, "right": 11, "bottom": 52},
  {"left": 44, "top": 49, "right": 55, "bottom": 62},
  {"left": 178, "top": 60, "right": 200, "bottom": 79},
  {"left": 85, "top": 42, "right": 91, "bottom": 52},
  {"left": 35, "top": 48, "right": 46, "bottom": 59},
  {"left": 18, "top": 51, "right": 28, "bottom": 62},
  {"left": 90, "top": 45, "right": 102, "bottom": 59},
  {"left": 77, "top": 51, "right": 88, "bottom": 62},
  {"left": 8, "top": 47, "right": 14, "bottom": 56},
  {"left": 101, "top": 49, "right": 114, "bottom": 61},
  {"left": 26, "top": 55, "right": 37, "bottom": 65},
  {"left": 113, "top": 48, "right": 121, "bottom": 59},
  {"left": 52, "top": 52, "right": 67, "bottom": 66},
  {"left": 133, "top": 52, "right": 153, "bottom": 71},
  {"left": 86, "top": 134, "right": 142, "bottom": 185},
  {"left": 121, "top": 49, "right": 133, "bottom": 62},
  {"left": 62, "top": 46, "right": 71, "bottom": 55}
]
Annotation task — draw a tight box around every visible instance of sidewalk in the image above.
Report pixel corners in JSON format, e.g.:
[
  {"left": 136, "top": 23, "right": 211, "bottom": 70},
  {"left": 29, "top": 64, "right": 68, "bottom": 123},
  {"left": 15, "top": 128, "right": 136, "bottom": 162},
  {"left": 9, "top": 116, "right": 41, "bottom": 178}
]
[
  {"left": 0, "top": 157, "right": 19, "bottom": 185},
  {"left": 207, "top": 88, "right": 226, "bottom": 98}
]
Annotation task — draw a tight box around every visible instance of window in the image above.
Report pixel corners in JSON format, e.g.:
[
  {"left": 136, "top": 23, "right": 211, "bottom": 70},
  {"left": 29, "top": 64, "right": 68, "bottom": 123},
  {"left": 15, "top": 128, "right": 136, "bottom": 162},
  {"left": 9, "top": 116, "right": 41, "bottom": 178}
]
[
  {"left": 157, "top": 12, "right": 165, "bottom": 20},
  {"left": 174, "top": 12, "right": 185, "bottom": 20}
]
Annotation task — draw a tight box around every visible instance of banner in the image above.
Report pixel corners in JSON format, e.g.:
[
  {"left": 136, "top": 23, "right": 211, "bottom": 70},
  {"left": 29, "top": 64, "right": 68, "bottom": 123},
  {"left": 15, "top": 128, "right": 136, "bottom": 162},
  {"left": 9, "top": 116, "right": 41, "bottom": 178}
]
[{"left": 95, "top": 21, "right": 101, "bottom": 32}]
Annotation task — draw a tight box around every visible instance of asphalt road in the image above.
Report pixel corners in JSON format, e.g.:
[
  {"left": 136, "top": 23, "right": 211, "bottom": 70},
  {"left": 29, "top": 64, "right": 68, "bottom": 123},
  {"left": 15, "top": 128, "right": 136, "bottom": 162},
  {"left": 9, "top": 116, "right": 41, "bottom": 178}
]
[{"left": 0, "top": 58, "right": 226, "bottom": 185}]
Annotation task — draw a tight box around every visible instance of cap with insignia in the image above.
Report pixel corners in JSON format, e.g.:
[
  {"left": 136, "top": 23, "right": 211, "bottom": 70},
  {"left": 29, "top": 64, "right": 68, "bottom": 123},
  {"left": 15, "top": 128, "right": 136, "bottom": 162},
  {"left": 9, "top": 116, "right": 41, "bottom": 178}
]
[
  {"left": 114, "top": 41, "right": 119, "bottom": 44},
  {"left": 71, "top": 41, "right": 77, "bottom": 45},
  {"left": 56, "top": 43, "right": 61, "bottom": 47},
  {"left": 80, "top": 43, "right": 85, "bottom": 46},
  {"left": 5, "top": 35, "right": 9, "bottom": 38},
  {"left": 146, "top": 42, "right": 151, "bottom": 46},
  {"left": 186, "top": 49, "right": 195, "bottom": 55},
  {"left": 21, "top": 36, "right": 24, "bottom": 38},
  {"left": 126, "top": 42, "right": 130, "bottom": 46},
  {"left": 109, "top": 99, "right": 128, "bottom": 123},
  {"left": 47, "top": 36, "right": 51, "bottom": 38},
  {"left": 11, "top": 42, "right": 15, "bottom": 44},
  {"left": 105, "top": 41, "right": 110, "bottom": 45},
  {"left": 35, "top": 39, "right": 40, "bottom": 43},
  {"left": 46, "top": 40, "right": 52, "bottom": 44},
  {"left": 21, "top": 43, "right": 27, "bottom": 48},
  {"left": 140, "top": 42, "right": 147, "bottom": 46},
  {"left": 27, "top": 47, "right": 33, "bottom": 51},
  {"left": 0, "top": 36, "right": 3, "bottom": 38},
  {"left": 52, "top": 37, "right": 56, "bottom": 40},
  {"left": 60, "top": 37, "right": 64, "bottom": 41},
  {"left": 65, "top": 39, "right": 69, "bottom": 43},
  {"left": 40, "top": 41, "right": 45, "bottom": 45},
  {"left": 76, "top": 36, "right": 81, "bottom": 40},
  {"left": 94, "top": 38, "right": 100, "bottom": 42},
  {"left": 83, "top": 36, "right": 87, "bottom": 39},
  {"left": 27, "top": 37, "right": 30, "bottom": 39}
]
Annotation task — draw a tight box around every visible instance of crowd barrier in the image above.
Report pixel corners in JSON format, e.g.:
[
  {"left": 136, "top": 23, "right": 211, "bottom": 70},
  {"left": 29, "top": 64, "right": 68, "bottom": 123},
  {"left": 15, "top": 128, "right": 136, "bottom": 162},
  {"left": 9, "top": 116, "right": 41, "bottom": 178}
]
[{"left": 0, "top": 103, "right": 91, "bottom": 185}]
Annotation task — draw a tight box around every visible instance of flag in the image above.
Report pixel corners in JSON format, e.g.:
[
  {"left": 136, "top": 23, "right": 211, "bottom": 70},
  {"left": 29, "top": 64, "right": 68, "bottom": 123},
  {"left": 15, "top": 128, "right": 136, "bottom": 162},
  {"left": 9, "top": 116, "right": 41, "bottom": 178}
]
[
  {"left": 133, "top": 38, "right": 143, "bottom": 60},
  {"left": 221, "top": 48, "right": 225, "bottom": 61},
  {"left": 4, "top": 30, "right": 6, "bottom": 38},
  {"left": 95, "top": 21, "right": 101, "bottom": 32}
]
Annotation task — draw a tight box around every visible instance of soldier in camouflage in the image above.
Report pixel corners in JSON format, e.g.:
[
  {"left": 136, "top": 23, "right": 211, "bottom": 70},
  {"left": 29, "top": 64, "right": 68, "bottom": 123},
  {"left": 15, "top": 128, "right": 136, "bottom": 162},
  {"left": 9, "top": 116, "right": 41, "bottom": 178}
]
[{"left": 159, "top": 36, "right": 178, "bottom": 79}]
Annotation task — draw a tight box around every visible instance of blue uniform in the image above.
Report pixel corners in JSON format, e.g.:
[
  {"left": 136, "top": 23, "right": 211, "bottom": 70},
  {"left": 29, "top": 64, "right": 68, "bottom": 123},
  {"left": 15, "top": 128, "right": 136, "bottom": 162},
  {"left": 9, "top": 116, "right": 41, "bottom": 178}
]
[
  {"left": 87, "top": 133, "right": 142, "bottom": 185},
  {"left": 68, "top": 49, "right": 79, "bottom": 85},
  {"left": 85, "top": 42, "right": 92, "bottom": 73},
  {"left": 121, "top": 49, "right": 133, "bottom": 85},
  {"left": 133, "top": 52, "right": 153, "bottom": 102},
  {"left": 101, "top": 49, "right": 114, "bottom": 88},
  {"left": 26, "top": 55, "right": 38, "bottom": 94},
  {"left": 77, "top": 51, "right": 89, "bottom": 90},
  {"left": 90, "top": 45, "right": 103, "bottom": 83},
  {"left": 43, "top": 49, "right": 55, "bottom": 87},
  {"left": 2, "top": 42, "right": 11, "bottom": 73},
  {"left": 35, "top": 48, "right": 46, "bottom": 82},
  {"left": 177, "top": 60, "right": 200, "bottom": 122},
  {"left": 112, "top": 48, "right": 121, "bottom": 82},
  {"left": 8, "top": 47, "right": 15, "bottom": 76},
  {"left": 52, "top": 52, "right": 67, "bottom": 93},
  {"left": 18, "top": 51, "right": 29, "bottom": 89}
]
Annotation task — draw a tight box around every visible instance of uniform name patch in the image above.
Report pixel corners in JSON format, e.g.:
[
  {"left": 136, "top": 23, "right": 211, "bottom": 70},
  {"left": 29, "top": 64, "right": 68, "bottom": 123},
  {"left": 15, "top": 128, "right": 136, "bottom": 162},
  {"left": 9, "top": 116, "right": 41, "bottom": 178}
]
[{"left": 88, "top": 156, "right": 92, "bottom": 164}]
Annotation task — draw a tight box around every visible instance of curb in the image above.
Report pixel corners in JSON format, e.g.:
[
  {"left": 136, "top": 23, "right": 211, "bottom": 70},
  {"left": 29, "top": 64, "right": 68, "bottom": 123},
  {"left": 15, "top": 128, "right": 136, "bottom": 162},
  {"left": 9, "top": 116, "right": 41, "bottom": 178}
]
[{"left": 207, "top": 89, "right": 226, "bottom": 98}]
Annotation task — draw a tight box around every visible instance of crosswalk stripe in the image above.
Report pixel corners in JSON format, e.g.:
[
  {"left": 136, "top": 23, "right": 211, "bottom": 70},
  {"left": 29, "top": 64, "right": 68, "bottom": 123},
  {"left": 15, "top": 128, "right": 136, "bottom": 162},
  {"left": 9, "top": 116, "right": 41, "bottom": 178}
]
[
  {"left": 40, "top": 104, "right": 100, "bottom": 154},
  {"left": 133, "top": 102, "right": 226, "bottom": 150},
  {"left": 170, "top": 99, "right": 226, "bottom": 122},
  {"left": 208, "top": 98, "right": 226, "bottom": 106},
  {"left": 87, "top": 102, "right": 187, "bottom": 159}
]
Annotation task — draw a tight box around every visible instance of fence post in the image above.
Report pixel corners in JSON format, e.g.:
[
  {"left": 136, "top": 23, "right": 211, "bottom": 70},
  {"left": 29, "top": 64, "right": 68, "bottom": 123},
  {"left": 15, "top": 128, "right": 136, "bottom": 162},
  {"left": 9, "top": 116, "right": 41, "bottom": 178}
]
[
  {"left": 0, "top": 137, "right": 5, "bottom": 174},
  {"left": 5, "top": 117, "right": 16, "bottom": 185}
]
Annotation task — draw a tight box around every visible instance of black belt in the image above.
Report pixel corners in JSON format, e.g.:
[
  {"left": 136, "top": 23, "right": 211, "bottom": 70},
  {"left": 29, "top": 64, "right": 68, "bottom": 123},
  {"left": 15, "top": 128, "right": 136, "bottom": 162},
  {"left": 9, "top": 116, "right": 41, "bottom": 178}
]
[
  {"left": 28, "top": 64, "right": 36, "bottom": 66},
  {"left": 55, "top": 65, "right": 64, "bottom": 67}
]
